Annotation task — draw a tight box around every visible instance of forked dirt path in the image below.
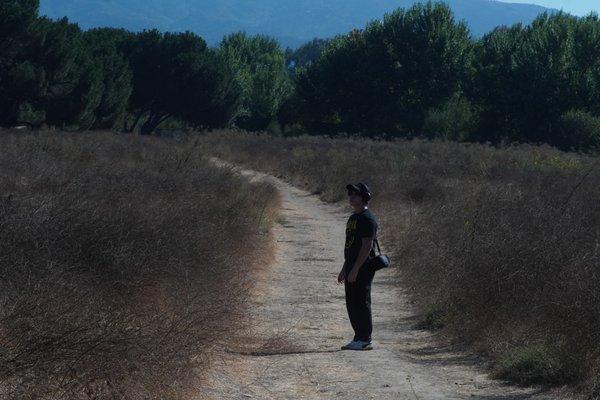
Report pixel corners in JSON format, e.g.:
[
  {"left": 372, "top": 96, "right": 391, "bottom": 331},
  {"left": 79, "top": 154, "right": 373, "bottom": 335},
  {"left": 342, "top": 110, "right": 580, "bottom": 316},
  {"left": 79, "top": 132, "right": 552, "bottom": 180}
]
[{"left": 202, "top": 163, "right": 550, "bottom": 400}]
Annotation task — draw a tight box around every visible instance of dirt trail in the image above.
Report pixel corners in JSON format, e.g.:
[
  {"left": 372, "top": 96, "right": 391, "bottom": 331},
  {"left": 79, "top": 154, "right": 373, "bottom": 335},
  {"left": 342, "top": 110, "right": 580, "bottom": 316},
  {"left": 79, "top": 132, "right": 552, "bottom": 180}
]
[{"left": 203, "top": 163, "right": 549, "bottom": 400}]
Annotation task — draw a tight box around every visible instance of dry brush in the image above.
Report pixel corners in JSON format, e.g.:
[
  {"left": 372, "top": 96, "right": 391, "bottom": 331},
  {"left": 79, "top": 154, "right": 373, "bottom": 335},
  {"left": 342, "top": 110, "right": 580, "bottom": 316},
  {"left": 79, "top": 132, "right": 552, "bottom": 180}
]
[{"left": 0, "top": 130, "right": 279, "bottom": 399}]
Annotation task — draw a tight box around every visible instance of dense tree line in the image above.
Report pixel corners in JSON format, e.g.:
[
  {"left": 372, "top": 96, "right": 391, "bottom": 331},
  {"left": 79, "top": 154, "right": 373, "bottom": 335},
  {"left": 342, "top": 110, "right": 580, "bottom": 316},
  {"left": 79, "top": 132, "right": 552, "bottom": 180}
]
[
  {"left": 295, "top": 4, "right": 471, "bottom": 137},
  {"left": 293, "top": 3, "right": 600, "bottom": 150},
  {"left": 2, "top": 1, "right": 600, "bottom": 149},
  {"left": 0, "top": 0, "right": 291, "bottom": 134}
]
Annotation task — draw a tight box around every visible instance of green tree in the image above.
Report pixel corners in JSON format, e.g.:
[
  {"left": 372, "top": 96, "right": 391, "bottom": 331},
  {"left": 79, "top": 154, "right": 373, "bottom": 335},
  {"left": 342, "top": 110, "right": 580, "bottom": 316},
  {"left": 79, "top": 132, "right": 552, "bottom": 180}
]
[
  {"left": 296, "top": 2, "right": 472, "bottom": 137},
  {"left": 422, "top": 94, "right": 478, "bottom": 141},
  {"left": 285, "top": 38, "right": 330, "bottom": 72},
  {"left": 124, "top": 30, "right": 242, "bottom": 135},
  {"left": 84, "top": 29, "right": 133, "bottom": 129},
  {"left": 470, "top": 13, "right": 600, "bottom": 148},
  {"left": 30, "top": 17, "right": 103, "bottom": 129},
  {"left": 0, "top": 0, "right": 42, "bottom": 125},
  {"left": 556, "top": 109, "right": 600, "bottom": 150},
  {"left": 0, "top": 0, "right": 38, "bottom": 63},
  {"left": 220, "top": 32, "right": 292, "bottom": 131},
  {"left": 0, "top": 6, "right": 103, "bottom": 129}
]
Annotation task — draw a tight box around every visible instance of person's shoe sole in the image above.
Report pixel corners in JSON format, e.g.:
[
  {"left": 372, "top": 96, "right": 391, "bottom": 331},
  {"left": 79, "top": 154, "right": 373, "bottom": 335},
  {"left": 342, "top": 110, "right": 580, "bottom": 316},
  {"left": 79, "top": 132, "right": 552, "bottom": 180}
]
[{"left": 341, "top": 343, "right": 373, "bottom": 351}]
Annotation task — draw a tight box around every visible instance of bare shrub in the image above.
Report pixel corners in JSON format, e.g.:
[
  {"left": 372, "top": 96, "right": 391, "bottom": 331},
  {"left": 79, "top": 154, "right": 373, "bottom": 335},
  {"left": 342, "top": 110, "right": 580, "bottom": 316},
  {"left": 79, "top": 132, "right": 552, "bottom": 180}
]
[{"left": 0, "top": 130, "right": 279, "bottom": 399}]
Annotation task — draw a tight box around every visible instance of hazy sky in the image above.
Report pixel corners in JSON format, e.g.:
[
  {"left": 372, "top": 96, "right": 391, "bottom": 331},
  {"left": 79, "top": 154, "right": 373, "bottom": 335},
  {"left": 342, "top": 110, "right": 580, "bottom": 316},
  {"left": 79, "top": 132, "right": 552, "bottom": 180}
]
[{"left": 502, "top": 1, "right": 598, "bottom": 16}]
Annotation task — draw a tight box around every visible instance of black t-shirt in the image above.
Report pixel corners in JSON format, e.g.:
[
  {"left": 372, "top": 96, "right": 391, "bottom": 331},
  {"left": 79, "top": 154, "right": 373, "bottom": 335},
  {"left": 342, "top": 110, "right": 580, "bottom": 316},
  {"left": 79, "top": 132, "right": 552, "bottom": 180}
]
[{"left": 344, "top": 208, "right": 378, "bottom": 271}]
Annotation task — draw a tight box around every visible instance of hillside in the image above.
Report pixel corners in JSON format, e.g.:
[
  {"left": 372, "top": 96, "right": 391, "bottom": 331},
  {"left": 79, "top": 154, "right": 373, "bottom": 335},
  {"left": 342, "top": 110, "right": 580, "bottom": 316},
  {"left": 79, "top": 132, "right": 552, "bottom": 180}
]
[{"left": 40, "top": 0, "right": 555, "bottom": 47}]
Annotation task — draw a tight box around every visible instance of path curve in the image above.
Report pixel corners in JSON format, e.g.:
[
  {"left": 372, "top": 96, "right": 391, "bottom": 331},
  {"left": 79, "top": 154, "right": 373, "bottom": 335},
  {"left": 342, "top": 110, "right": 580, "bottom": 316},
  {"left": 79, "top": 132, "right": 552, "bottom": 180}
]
[{"left": 202, "top": 163, "right": 548, "bottom": 400}]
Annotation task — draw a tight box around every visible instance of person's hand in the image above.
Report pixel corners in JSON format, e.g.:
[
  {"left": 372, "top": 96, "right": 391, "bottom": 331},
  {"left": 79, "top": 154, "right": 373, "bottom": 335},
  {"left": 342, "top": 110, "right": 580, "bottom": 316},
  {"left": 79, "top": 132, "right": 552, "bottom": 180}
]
[
  {"left": 337, "top": 269, "right": 346, "bottom": 284},
  {"left": 347, "top": 267, "right": 359, "bottom": 283}
]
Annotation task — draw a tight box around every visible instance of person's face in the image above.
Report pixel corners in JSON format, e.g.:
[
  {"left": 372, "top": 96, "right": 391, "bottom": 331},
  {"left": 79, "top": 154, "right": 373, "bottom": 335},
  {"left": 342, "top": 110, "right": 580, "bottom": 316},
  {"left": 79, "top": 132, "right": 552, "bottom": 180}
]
[{"left": 348, "top": 192, "right": 365, "bottom": 210}]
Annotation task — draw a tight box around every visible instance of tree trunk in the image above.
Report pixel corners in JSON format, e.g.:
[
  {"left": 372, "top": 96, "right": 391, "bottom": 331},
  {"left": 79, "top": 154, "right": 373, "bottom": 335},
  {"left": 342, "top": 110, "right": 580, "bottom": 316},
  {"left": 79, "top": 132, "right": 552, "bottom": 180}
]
[
  {"left": 126, "top": 111, "right": 145, "bottom": 133},
  {"left": 140, "top": 112, "right": 170, "bottom": 135}
]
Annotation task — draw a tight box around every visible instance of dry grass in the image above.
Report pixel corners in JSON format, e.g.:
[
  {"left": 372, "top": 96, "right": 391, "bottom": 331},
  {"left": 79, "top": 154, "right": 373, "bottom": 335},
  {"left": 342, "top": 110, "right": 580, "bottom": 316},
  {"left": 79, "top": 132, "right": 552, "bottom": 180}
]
[
  {"left": 0, "top": 130, "right": 279, "bottom": 399},
  {"left": 201, "top": 130, "right": 600, "bottom": 392}
]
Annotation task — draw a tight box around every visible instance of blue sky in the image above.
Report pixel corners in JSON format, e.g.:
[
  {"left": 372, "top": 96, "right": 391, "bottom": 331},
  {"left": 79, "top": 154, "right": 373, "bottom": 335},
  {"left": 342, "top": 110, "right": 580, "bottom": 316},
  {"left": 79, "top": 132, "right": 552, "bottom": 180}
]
[{"left": 502, "top": 1, "right": 598, "bottom": 16}]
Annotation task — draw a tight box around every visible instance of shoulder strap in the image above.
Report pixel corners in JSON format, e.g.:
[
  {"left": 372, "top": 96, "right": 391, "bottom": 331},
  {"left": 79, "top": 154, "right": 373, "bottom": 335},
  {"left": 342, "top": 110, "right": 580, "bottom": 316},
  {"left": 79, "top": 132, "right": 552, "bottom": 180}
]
[{"left": 374, "top": 237, "right": 382, "bottom": 255}]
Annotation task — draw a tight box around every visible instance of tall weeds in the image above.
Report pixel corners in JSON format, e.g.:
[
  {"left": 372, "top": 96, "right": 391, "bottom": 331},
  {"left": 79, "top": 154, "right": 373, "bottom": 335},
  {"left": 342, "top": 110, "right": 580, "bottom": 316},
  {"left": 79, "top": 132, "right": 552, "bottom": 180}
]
[{"left": 0, "top": 130, "right": 278, "bottom": 399}]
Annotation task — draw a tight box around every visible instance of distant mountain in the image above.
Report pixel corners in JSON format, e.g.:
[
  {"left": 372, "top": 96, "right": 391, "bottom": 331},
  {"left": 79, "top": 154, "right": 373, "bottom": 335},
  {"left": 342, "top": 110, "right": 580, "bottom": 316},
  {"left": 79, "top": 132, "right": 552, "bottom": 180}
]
[{"left": 39, "top": 0, "right": 555, "bottom": 48}]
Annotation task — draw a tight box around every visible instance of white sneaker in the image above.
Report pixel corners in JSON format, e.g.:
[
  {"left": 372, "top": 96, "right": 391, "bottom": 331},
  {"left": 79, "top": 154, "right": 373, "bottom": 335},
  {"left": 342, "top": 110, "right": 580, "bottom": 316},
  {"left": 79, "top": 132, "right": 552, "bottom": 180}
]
[{"left": 341, "top": 340, "right": 373, "bottom": 351}]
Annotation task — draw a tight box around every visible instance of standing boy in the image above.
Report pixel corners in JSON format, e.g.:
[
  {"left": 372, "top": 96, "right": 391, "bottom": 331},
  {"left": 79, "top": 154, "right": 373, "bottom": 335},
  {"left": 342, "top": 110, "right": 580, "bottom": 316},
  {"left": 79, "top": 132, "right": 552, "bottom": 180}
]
[{"left": 337, "top": 183, "right": 378, "bottom": 351}]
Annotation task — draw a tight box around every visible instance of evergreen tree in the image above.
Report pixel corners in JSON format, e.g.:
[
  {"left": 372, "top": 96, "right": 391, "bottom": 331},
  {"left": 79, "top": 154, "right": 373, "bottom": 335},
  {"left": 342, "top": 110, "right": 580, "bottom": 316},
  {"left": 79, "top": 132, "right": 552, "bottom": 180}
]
[
  {"left": 84, "top": 28, "right": 133, "bottom": 129},
  {"left": 30, "top": 17, "right": 103, "bottom": 129},
  {"left": 125, "top": 30, "right": 242, "bottom": 134},
  {"left": 0, "top": 0, "right": 42, "bottom": 125}
]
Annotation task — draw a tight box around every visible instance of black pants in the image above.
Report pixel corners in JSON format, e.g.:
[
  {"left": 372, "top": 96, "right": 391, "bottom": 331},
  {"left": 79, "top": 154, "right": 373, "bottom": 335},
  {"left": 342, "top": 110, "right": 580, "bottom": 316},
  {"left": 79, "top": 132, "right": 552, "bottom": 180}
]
[{"left": 344, "top": 262, "right": 376, "bottom": 342}]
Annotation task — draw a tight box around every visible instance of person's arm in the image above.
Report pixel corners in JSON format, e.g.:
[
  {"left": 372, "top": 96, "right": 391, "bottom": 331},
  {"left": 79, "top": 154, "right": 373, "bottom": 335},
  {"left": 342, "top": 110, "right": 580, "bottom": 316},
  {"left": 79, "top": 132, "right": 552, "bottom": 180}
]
[
  {"left": 337, "top": 261, "right": 347, "bottom": 284},
  {"left": 347, "top": 237, "right": 374, "bottom": 283},
  {"left": 337, "top": 266, "right": 346, "bottom": 284}
]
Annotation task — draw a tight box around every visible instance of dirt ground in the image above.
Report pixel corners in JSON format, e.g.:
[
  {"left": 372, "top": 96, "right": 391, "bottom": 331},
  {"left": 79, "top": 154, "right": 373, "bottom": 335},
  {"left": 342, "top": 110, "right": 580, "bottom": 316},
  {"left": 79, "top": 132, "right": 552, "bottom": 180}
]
[{"left": 201, "top": 163, "right": 559, "bottom": 400}]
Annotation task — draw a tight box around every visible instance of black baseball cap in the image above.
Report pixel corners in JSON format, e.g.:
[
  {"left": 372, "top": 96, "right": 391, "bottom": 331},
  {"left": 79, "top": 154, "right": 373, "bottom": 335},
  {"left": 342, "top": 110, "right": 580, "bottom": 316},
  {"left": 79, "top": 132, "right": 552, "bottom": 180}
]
[{"left": 346, "top": 182, "right": 372, "bottom": 202}]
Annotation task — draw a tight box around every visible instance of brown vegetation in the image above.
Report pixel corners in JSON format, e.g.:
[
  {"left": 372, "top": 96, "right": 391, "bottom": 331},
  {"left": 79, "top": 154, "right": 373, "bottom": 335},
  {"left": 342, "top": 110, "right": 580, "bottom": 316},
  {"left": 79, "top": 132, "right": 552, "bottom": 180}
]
[
  {"left": 201, "top": 130, "right": 600, "bottom": 391},
  {"left": 0, "top": 130, "right": 279, "bottom": 399}
]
